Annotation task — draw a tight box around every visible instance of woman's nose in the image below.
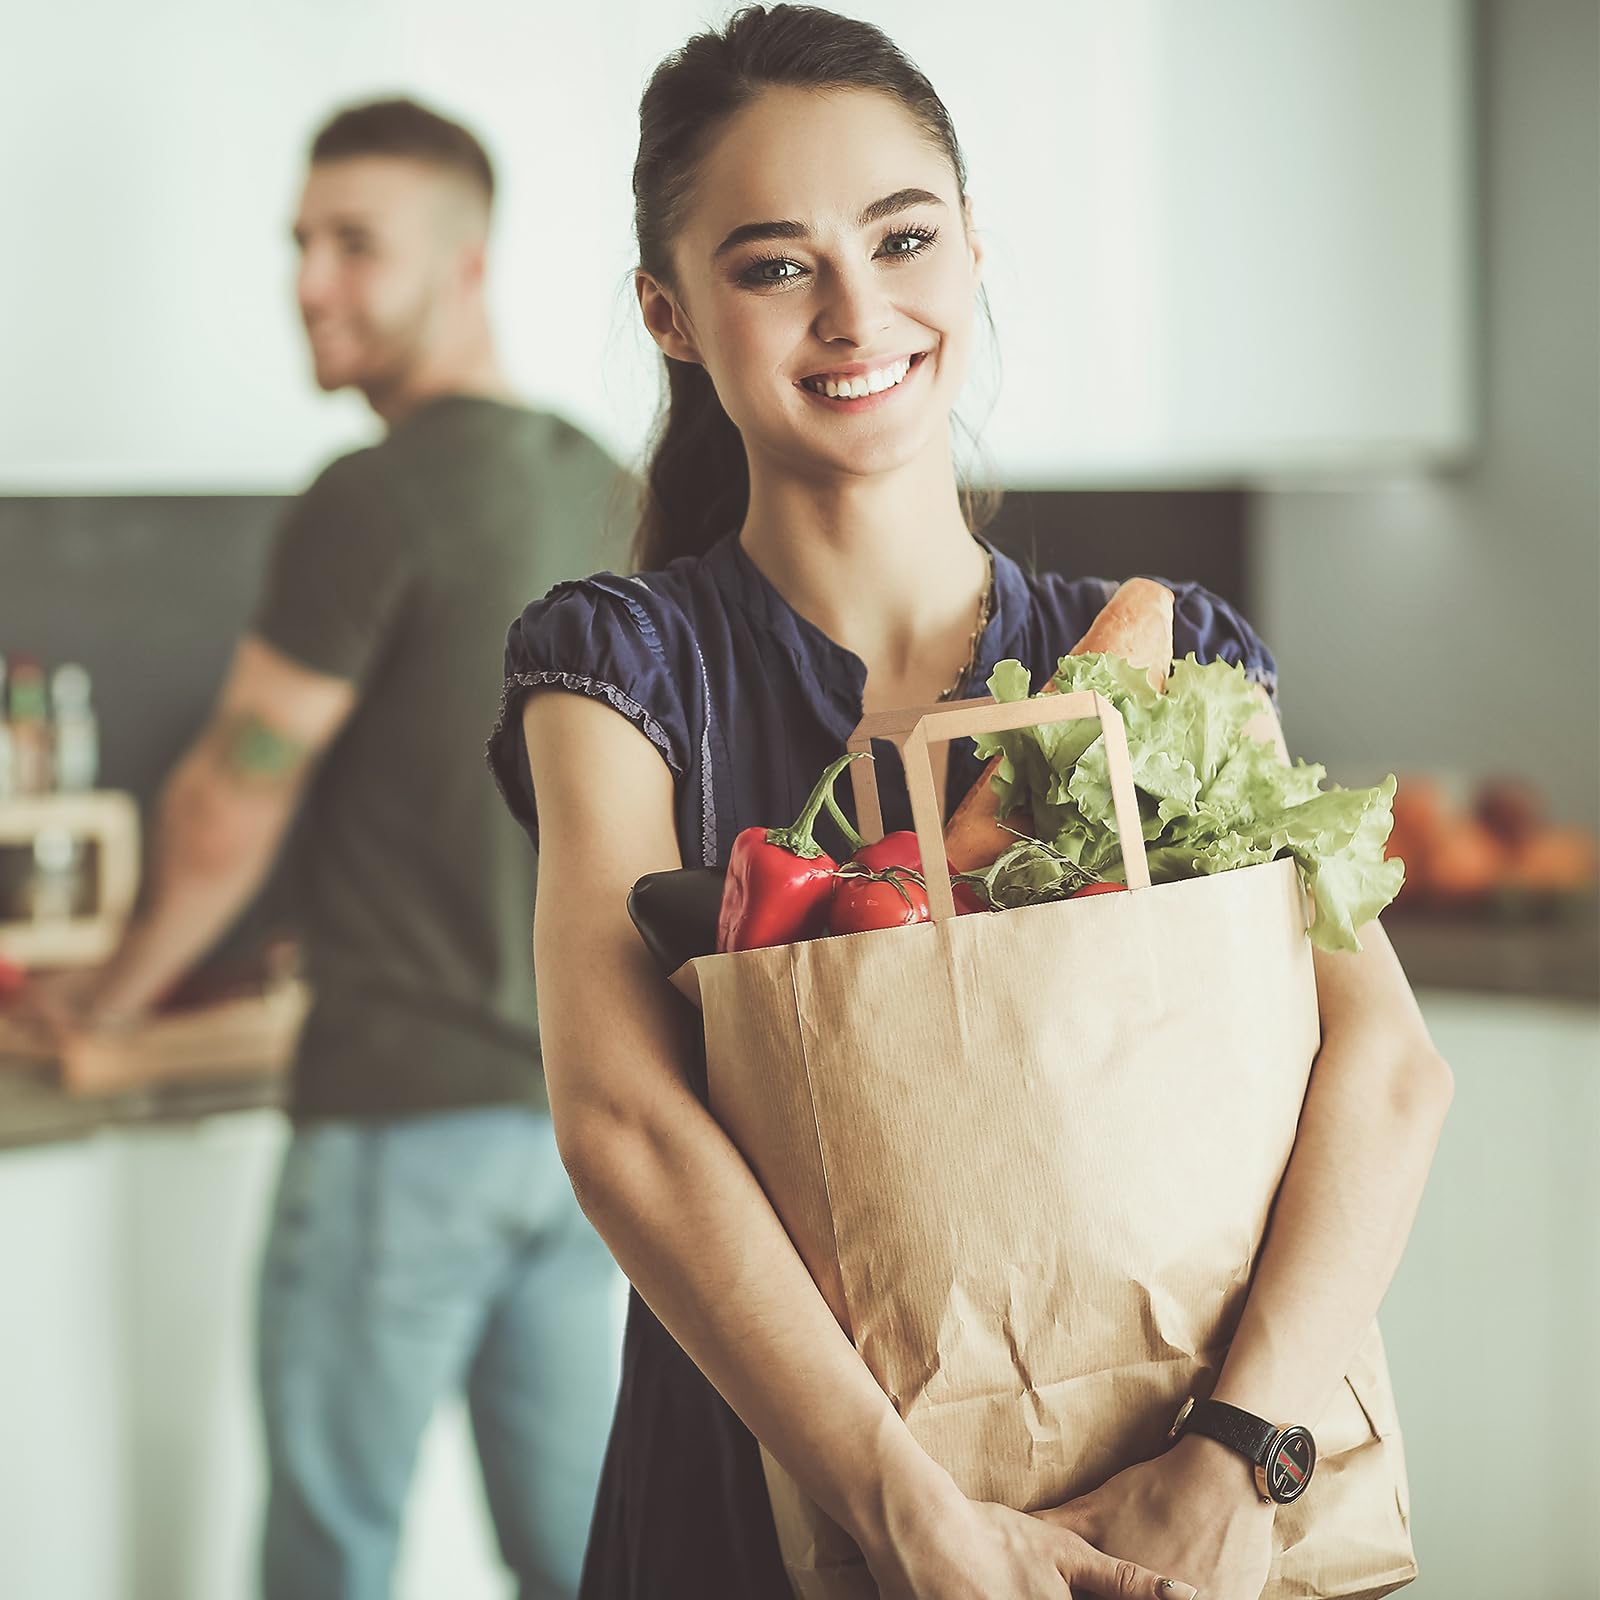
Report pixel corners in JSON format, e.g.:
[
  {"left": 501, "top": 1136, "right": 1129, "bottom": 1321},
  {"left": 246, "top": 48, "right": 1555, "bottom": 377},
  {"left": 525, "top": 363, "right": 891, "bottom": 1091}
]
[{"left": 812, "top": 261, "right": 893, "bottom": 350}]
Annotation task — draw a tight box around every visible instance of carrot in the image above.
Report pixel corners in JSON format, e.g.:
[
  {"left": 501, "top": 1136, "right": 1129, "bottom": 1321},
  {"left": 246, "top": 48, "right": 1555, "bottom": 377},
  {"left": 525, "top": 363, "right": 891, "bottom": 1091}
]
[{"left": 943, "top": 578, "right": 1176, "bottom": 872}]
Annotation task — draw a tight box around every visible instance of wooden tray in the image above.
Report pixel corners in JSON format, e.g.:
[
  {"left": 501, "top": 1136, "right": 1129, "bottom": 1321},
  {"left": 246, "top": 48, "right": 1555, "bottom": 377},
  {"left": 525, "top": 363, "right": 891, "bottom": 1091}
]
[{"left": 0, "top": 980, "right": 308, "bottom": 1098}]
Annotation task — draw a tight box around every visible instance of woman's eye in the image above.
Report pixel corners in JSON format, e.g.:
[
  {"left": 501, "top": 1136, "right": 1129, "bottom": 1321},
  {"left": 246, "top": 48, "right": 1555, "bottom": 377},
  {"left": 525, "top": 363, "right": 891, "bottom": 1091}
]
[
  {"left": 743, "top": 257, "right": 805, "bottom": 286},
  {"left": 879, "top": 228, "right": 937, "bottom": 260}
]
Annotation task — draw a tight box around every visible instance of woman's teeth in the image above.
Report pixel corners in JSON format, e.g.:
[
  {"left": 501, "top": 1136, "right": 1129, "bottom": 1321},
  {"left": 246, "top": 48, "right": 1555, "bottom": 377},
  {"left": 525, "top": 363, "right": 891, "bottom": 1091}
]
[{"left": 803, "top": 356, "right": 915, "bottom": 400}]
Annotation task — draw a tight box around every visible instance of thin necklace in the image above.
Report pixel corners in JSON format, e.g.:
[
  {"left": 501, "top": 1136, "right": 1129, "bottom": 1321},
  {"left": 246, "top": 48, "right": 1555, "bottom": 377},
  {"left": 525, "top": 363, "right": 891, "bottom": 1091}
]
[{"left": 938, "top": 544, "right": 995, "bottom": 701}]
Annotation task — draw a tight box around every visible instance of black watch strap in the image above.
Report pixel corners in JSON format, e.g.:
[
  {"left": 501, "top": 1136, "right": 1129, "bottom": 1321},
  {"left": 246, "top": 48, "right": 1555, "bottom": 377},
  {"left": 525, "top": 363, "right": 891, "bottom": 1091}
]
[{"left": 1178, "top": 1398, "right": 1277, "bottom": 1465}]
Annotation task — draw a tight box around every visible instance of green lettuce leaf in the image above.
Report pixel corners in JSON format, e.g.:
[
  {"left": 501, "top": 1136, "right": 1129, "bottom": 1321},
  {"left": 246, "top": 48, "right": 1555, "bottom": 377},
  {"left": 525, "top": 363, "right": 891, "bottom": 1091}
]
[{"left": 976, "top": 651, "right": 1404, "bottom": 951}]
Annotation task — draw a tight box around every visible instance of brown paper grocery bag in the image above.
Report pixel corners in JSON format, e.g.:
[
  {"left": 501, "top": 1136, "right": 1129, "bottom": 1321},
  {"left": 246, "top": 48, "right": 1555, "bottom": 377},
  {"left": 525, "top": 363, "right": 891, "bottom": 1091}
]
[{"left": 681, "top": 692, "right": 1416, "bottom": 1600}]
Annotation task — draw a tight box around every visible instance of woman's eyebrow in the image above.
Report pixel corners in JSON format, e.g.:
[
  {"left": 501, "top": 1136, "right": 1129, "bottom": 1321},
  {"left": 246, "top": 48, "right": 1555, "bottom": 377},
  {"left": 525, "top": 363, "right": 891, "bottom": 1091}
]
[{"left": 712, "top": 187, "right": 946, "bottom": 259}]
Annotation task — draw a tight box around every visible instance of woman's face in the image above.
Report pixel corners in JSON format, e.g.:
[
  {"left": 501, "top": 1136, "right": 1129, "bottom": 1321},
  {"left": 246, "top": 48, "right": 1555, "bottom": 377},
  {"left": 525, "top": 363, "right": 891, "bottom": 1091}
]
[{"left": 642, "top": 86, "right": 982, "bottom": 486}]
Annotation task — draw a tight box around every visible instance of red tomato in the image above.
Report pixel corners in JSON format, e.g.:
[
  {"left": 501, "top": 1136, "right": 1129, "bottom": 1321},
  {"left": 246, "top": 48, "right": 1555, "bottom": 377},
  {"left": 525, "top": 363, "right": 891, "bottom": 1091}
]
[
  {"left": 851, "top": 832, "right": 986, "bottom": 914},
  {"left": 1070, "top": 881, "right": 1129, "bottom": 898},
  {"left": 829, "top": 873, "right": 932, "bottom": 934}
]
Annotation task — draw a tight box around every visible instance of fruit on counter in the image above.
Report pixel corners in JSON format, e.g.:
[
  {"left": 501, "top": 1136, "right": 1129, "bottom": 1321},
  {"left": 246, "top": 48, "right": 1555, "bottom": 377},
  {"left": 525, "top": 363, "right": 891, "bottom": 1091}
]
[
  {"left": 1385, "top": 772, "right": 1599, "bottom": 912},
  {"left": 1385, "top": 774, "right": 1449, "bottom": 903},
  {"left": 1500, "top": 826, "right": 1599, "bottom": 896},
  {"left": 1424, "top": 817, "right": 1507, "bottom": 905},
  {"left": 1474, "top": 778, "right": 1542, "bottom": 851},
  {"left": 944, "top": 577, "right": 1177, "bottom": 873},
  {"left": 0, "top": 950, "right": 25, "bottom": 999}
]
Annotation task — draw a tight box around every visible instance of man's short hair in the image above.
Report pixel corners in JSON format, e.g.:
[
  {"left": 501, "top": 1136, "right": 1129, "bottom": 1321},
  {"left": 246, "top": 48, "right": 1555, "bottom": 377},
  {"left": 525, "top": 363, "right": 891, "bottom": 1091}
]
[{"left": 310, "top": 98, "right": 495, "bottom": 207}]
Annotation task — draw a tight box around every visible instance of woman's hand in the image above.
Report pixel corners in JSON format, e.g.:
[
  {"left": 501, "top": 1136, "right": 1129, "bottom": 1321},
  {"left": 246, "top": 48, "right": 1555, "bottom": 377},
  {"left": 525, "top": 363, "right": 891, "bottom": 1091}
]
[
  {"left": 1034, "top": 1435, "right": 1275, "bottom": 1600},
  {"left": 864, "top": 1485, "right": 1199, "bottom": 1600}
]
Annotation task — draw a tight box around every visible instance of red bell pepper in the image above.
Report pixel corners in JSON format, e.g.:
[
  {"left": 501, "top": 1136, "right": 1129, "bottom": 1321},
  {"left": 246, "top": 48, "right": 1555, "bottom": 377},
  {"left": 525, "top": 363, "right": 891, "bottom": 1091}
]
[{"left": 716, "top": 754, "right": 864, "bottom": 952}]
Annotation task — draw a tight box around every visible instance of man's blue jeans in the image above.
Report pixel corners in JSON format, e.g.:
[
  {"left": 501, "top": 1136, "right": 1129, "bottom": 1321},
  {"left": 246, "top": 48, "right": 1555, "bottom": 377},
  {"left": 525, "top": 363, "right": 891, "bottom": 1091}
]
[{"left": 256, "top": 1105, "right": 623, "bottom": 1599}]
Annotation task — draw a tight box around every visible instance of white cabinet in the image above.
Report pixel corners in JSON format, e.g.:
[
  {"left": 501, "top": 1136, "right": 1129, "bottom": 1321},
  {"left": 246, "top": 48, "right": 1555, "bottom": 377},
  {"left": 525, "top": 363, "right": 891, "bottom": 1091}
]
[
  {"left": 2, "top": 1, "right": 1470, "bottom": 491},
  {"left": 0, "top": 1110, "right": 515, "bottom": 1600},
  {"left": 1380, "top": 992, "right": 1599, "bottom": 1594},
  {"left": 0, "top": 1137, "right": 129, "bottom": 1600},
  {"left": 927, "top": 0, "right": 1473, "bottom": 484}
]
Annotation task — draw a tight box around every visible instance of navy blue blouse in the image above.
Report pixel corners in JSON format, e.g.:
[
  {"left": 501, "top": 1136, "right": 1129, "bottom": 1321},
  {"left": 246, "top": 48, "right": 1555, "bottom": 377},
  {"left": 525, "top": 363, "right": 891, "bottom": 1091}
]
[
  {"left": 490, "top": 530, "right": 1277, "bottom": 870},
  {"left": 486, "top": 530, "right": 1278, "bottom": 1598}
]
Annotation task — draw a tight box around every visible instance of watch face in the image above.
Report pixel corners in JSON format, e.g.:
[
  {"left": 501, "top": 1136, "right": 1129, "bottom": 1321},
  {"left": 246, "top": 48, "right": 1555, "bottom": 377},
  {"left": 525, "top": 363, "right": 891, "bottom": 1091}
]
[{"left": 1265, "top": 1426, "right": 1316, "bottom": 1503}]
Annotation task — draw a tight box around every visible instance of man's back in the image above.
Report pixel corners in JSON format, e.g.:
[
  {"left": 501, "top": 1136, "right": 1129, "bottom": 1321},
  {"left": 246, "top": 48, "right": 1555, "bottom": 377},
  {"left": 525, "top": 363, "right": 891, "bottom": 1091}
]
[{"left": 254, "top": 395, "right": 623, "bottom": 1118}]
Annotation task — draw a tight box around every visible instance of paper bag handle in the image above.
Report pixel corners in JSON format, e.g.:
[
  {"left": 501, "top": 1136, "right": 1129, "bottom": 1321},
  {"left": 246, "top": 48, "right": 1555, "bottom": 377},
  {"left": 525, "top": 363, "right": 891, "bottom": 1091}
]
[{"left": 844, "top": 691, "right": 1152, "bottom": 922}]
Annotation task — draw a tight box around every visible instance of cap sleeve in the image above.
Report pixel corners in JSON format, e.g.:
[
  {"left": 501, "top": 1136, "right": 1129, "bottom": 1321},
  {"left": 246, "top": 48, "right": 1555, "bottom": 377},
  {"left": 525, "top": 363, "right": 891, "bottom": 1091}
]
[
  {"left": 1170, "top": 582, "right": 1280, "bottom": 713},
  {"left": 487, "top": 574, "right": 692, "bottom": 850}
]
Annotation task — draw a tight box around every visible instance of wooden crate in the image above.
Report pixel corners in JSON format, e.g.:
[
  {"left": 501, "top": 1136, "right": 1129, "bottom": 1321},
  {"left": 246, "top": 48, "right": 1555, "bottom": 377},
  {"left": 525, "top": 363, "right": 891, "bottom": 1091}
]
[{"left": 0, "top": 792, "right": 140, "bottom": 967}]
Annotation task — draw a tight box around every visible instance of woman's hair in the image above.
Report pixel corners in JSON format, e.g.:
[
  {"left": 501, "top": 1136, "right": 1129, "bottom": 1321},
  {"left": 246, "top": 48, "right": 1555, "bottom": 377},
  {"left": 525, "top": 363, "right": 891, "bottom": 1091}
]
[{"left": 630, "top": 4, "right": 996, "bottom": 571}]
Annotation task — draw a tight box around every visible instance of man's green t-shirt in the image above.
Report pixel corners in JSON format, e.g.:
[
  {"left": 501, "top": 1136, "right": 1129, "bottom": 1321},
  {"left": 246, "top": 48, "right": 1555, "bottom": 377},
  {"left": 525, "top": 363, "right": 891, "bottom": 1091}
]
[{"left": 253, "top": 396, "right": 625, "bottom": 1120}]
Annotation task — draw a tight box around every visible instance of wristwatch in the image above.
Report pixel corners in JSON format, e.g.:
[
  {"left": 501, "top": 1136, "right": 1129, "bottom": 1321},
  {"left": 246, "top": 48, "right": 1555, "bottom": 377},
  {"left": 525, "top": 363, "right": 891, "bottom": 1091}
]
[{"left": 1168, "top": 1396, "right": 1317, "bottom": 1505}]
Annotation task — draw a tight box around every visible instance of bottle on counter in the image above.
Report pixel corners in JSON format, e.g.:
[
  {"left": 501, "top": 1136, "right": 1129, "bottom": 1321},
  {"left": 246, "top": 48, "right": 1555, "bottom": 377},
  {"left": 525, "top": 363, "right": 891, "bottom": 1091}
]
[
  {"left": 7, "top": 656, "right": 52, "bottom": 795},
  {"left": 51, "top": 663, "right": 99, "bottom": 793},
  {"left": 29, "top": 827, "right": 85, "bottom": 921}
]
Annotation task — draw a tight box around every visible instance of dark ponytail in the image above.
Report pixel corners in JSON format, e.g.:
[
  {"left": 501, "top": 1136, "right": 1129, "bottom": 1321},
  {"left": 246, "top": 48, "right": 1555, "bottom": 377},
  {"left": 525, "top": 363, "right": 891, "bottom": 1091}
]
[{"left": 630, "top": 4, "right": 994, "bottom": 572}]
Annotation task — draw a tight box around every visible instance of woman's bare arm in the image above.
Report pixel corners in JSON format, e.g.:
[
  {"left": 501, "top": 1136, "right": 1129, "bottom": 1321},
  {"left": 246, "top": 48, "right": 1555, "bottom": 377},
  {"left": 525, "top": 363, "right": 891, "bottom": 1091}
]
[
  {"left": 523, "top": 689, "right": 1195, "bottom": 1600},
  {"left": 1197, "top": 688, "right": 1452, "bottom": 1457},
  {"left": 1206, "top": 920, "right": 1453, "bottom": 1428},
  {"left": 523, "top": 690, "right": 956, "bottom": 1548}
]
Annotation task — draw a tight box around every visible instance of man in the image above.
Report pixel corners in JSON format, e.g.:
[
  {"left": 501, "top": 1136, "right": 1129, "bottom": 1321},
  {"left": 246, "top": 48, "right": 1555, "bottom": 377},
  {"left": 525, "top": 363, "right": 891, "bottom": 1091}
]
[{"left": 54, "top": 100, "right": 626, "bottom": 1598}]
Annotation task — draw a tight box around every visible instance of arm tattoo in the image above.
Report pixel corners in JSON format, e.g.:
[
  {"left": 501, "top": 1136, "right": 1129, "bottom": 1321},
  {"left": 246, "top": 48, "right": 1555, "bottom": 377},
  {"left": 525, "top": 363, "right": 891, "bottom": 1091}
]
[{"left": 210, "top": 711, "right": 311, "bottom": 787}]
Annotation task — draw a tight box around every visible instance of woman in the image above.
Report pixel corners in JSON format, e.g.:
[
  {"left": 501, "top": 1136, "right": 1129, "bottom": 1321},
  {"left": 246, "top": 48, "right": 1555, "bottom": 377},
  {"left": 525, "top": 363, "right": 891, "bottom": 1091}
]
[{"left": 487, "top": 8, "right": 1453, "bottom": 1596}]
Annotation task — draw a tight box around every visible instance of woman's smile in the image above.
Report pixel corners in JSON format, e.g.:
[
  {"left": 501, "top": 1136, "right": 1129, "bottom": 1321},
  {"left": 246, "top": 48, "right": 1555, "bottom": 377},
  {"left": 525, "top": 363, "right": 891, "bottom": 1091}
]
[{"left": 796, "top": 350, "right": 929, "bottom": 409}]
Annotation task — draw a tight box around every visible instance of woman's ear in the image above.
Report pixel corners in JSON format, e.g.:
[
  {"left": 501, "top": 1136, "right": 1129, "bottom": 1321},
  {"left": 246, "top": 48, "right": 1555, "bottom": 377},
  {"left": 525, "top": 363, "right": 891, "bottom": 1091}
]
[
  {"left": 962, "top": 195, "right": 984, "bottom": 289},
  {"left": 636, "top": 271, "right": 702, "bottom": 364}
]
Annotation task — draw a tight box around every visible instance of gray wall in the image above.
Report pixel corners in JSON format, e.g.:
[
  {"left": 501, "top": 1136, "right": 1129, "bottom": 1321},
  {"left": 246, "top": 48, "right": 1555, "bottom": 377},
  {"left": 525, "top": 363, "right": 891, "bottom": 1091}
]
[{"left": 1254, "top": 0, "right": 1599, "bottom": 827}]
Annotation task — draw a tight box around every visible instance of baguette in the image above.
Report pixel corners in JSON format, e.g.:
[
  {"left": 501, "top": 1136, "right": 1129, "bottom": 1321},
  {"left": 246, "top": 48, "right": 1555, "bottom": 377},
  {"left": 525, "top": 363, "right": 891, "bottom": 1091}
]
[{"left": 943, "top": 578, "right": 1175, "bottom": 872}]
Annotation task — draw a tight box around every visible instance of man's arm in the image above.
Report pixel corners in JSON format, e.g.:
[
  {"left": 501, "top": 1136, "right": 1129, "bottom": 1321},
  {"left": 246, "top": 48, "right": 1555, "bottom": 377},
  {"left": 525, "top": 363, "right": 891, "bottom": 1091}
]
[{"left": 75, "top": 635, "right": 356, "bottom": 1028}]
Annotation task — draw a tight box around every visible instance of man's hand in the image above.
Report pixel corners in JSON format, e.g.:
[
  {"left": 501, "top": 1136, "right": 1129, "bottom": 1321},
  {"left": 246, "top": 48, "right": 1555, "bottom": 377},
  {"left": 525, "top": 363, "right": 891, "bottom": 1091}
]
[
  {"left": 0, "top": 964, "right": 145, "bottom": 1071},
  {"left": 1034, "top": 1436, "right": 1275, "bottom": 1600}
]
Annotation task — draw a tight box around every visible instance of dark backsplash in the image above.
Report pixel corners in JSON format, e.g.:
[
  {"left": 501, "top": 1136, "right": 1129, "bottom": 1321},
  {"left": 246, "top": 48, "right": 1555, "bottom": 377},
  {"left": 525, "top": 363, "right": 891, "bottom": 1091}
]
[{"left": 984, "top": 488, "right": 1250, "bottom": 606}]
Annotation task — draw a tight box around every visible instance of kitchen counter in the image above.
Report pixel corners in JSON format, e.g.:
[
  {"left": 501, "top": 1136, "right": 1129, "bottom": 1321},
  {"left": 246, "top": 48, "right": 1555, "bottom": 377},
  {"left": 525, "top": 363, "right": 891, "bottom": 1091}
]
[
  {"left": 0, "top": 1049, "right": 285, "bottom": 1151},
  {"left": 0, "top": 974, "right": 303, "bottom": 1151},
  {"left": 1385, "top": 908, "right": 1599, "bottom": 1002}
]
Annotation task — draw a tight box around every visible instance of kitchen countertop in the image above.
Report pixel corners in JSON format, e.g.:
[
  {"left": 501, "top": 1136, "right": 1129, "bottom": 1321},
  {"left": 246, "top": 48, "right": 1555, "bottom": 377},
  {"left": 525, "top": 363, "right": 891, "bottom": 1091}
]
[
  {"left": 0, "top": 1051, "right": 284, "bottom": 1151},
  {"left": 1385, "top": 908, "right": 1599, "bottom": 1003}
]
